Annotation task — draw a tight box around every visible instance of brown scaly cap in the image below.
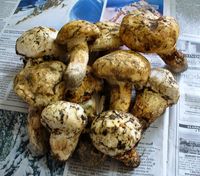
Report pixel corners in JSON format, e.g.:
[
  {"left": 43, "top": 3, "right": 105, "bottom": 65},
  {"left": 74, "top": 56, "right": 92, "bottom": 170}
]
[
  {"left": 14, "top": 61, "right": 66, "bottom": 107},
  {"left": 92, "top": 50, "right": 151, "bottom": 89},
  {"left": 56, "top": 20, "right": 100, "bottom": 45},
  {"left": 89, "top": 21, "right": 122, "bottom": 52},
  {"left": 120, "top": 10, "right": 179, "bottom": 53}
]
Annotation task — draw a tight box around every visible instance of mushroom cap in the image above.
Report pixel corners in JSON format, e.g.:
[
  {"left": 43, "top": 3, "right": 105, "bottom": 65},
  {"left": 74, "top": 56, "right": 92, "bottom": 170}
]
[
  {"left": 90, "top": 110, "right": 142, "bottom": 156},
  {"left": 14, "top": 61, "right": 66, "bottom": 107},
  {"left": 41, "top": 101, "right": 87, "bottom": 138},
  {"left": 92, "top": 50, "right": 151, "bottom": 89},
  {"left": 65, "top": 66, "right": 103, "bottom": 103},
  {"left": 132, "top": 89, "right": 168, "bottom": 124},
  {"left": 56, "top": 20, "right": 100, "bottom": 45},
  {"left": 16, "top": 26, "right": 65, "bottom": 58},
  {"left": 147, "top": 68, "right": 180, "bottom": 104},
  {"left": 89, "top": 21, "right": 122, "bottom": 52},
  {"left": 120, "top": 10, "right": 179, "bottom": 53}
]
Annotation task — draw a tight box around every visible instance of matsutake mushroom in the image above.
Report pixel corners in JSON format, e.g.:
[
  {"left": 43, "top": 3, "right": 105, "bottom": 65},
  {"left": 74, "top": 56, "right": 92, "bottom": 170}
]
[
  {"left": 92, "top": 50, "right": 151, "bottom": 112},
  {"left": 56, "top": 20, "right": 100, "bottom": 90},
  {"left": 120, "top": 9, "right": 188, "bottom": 73},
  {"left": 132, "top": 68, "right": 180, "bottom": 125},
  {"left": 41, "top": 101, "right": 87, "bottom": 161}
]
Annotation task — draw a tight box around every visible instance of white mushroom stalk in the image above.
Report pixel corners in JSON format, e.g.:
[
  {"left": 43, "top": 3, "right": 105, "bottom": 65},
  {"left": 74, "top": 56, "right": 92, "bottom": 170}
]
[
  {"left": 92, "top": 50, "right": 151, "bottom": 112},
  {"left": 41, "top": 101, "right": 87, "bottom": 161},
  {"left": 119, "top": 9, "right": 188, "bottom": 73},
  {"left": 16, "top": 26, "right": 66, "bottom": 59},
  {"left": 56, "top": 20, "right": 100, "bottom": 90}
]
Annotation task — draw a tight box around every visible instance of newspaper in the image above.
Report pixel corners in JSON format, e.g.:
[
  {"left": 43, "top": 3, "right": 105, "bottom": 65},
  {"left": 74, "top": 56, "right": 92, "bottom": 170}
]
[{"left": 0, "top": 0, "right": 199, "bottom": 176}]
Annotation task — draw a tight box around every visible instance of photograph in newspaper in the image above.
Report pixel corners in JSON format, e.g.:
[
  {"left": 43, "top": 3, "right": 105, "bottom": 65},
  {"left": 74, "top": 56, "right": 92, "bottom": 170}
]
[
  {"left": 8, "top": 0, "right": 106, "bottom": 30},
  {"left": 102, "top": 0, "right": 163, "bottom": 22}
]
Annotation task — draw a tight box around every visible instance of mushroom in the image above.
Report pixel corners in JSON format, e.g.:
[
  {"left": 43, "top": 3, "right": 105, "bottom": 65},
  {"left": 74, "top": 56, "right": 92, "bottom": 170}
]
[
  {"left": 14, "top": 61, "right": 66, "bottom": 107},
  {"left": 16, "top": 26, "right": 66, "bottom": 59},
  {"left": 27, "top": 107, "right": 49, "bottom": 156},
  {"left": 92, "top": 50, "right": 151, "bottom": 112},
  {"left": 89, "top": 21, "right": 122, "bottom": 52},
  {"left": 41, "top": 101, "right": 87, "bottom": 161},
  {"left": 56, "top": 20, "right": 100, "bottom": 90},
  {"left": 90, "top": 110, "right": 142, "bottom": 167},
  {"left": 119, "top": 9, "right": 188, "bottom": 73},
  {"left": 132, "top": 68, "right": 179, "bottom": 124}
]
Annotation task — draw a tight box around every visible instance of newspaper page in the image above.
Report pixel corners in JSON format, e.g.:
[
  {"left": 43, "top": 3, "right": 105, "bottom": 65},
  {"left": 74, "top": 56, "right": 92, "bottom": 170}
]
[
  {"left": 167, "top": 0, "right": 200, "bottom": 40},
  {"left": 163, "top": 0, "right": 200, "bottom": 175},
  {"left": 1, "top": 0, "right": 196, "bottom": 176},
  {"left": 167, "top": 38, "right": 200, "bottom": 176}
]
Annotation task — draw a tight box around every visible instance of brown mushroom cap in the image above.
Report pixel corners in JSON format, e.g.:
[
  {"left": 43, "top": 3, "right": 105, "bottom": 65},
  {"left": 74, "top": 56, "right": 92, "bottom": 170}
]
[
  {"left": 120, "top": 10, "right": 179, "bottom": 53},
  {"left": 14, "top": 61, "right": 66, "bottom": 107},
  {"left": 92, "top": 50, "right": 151, "bottom": 89},
  {"left": 89, "top": 21, "right": 122, "bottom": 52},
  {"left": 56, "top": 20, "right": 100, "bottom": 45}
]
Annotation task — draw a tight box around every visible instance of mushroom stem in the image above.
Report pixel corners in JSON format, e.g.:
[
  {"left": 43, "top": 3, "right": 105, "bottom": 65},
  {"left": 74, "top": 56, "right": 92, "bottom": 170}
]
[
  {"left": 27, "top": 107, "right": 49, "bottom": 156},
  {"left": 50, "top": 133, "right": 79, "bottom": 161},
  {"left": 158, "top": 48, "right": 188, "bottom": 73},
  {"left": 115, "top": 148, "right": 140, "bottom": 167},
  {"left": 110, "top": 83, "right": 132, "bottom": 112},
  {"left": 65, "top": 40, "right": 89, "bottom": 90}
]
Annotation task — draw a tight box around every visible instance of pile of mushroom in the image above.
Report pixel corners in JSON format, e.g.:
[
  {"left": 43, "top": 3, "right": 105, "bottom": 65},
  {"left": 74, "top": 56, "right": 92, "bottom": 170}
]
[{"left": 13, "top": 6, "right": 183, "bottom": 168}]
